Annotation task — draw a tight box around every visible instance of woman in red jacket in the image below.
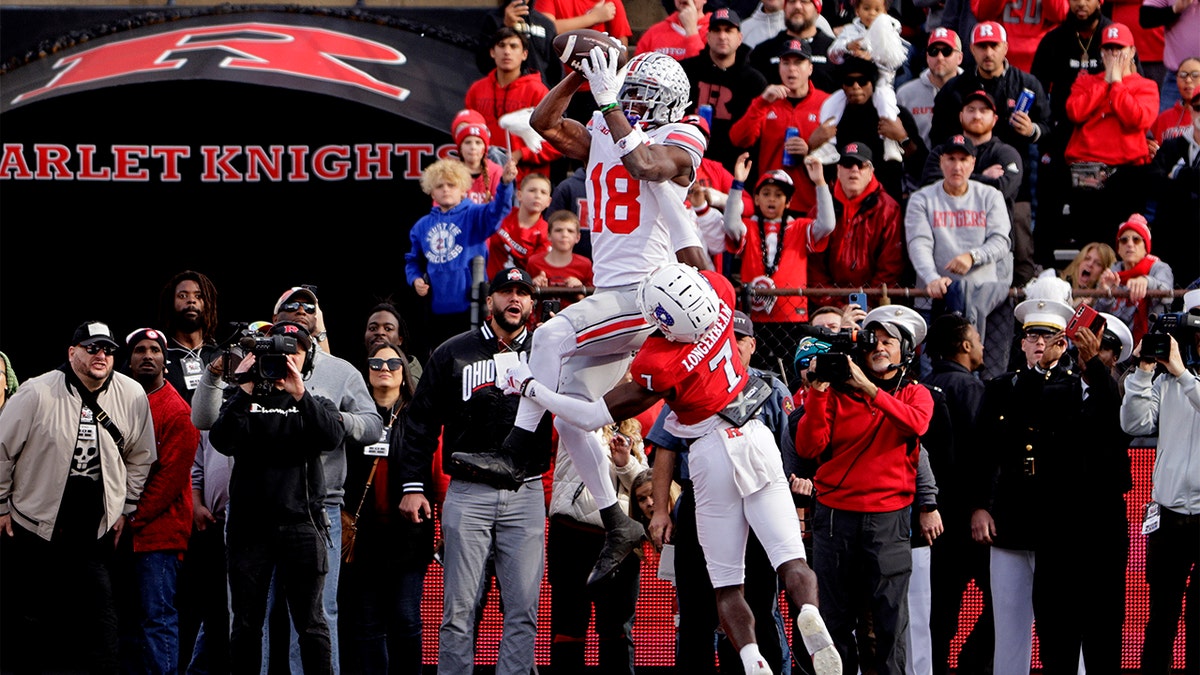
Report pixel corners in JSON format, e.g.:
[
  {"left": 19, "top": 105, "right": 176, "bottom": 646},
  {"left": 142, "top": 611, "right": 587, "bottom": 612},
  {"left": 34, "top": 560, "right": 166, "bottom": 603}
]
[{"left": 1060, "top": 22, "right": 1159, "bottom": 255}]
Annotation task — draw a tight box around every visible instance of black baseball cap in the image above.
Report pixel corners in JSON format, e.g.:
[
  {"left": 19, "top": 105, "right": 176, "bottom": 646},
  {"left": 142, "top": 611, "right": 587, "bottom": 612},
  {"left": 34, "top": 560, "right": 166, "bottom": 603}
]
[
  {"left": 941, "top": 134, "right": 977, "bottom": 157},
  {"left": 838, "top": 141, "right": 873, "bottom": 165},
  {"left": 72, "top": 321, "right": 120, "bottom": 350},
  {"left": 490, "top": 267, "right": 536, "bottom": 294}
]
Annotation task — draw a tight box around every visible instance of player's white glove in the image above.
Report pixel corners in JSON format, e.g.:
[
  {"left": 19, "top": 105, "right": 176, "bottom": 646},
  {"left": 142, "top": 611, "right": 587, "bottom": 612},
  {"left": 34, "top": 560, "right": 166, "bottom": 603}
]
[
  {"left": 579, "top": 45, "right": 622, "bottom": 108},
  {"left": 502, "top": 362, "right": 536, "bottom": 397}
]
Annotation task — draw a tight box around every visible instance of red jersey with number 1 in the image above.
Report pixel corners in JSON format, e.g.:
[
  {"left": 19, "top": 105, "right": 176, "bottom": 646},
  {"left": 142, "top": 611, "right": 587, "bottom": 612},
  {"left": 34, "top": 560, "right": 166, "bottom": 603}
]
[
  {"left": 630, "top": 271, "right": 747, "bottom": 426},
  {"left": 584, "top": 112, "right": 707, "bottom": 287}
]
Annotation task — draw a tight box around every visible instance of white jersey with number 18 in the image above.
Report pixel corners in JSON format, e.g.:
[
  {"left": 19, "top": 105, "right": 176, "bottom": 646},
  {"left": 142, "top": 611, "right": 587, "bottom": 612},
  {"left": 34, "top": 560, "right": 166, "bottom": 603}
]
[{"left": 584, "top": 113, "right": 707, "bottom": 288}]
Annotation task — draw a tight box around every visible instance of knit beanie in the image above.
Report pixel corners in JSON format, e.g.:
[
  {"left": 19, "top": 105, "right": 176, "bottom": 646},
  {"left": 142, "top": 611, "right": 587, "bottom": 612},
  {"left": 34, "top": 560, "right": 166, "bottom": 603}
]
[
  {"left": 452, "top": 109, "right": 491, "bottom": 147},
  {"left": 0, "top": 351, "right": 17, "bottom": 399},
  {"left": 1117, "top": 214, "right": 1151, "bottom": 254}
]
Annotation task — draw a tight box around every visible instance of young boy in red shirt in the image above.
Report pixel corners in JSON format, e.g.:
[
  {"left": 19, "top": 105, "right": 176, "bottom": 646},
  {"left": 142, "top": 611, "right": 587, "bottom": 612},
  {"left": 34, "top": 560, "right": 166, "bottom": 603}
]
[
  {"left": 487, "top": 172, "right": 552, "bottom": 278},
  {"left": 527, "top": 210, "right": 594, "bottom": 310}
]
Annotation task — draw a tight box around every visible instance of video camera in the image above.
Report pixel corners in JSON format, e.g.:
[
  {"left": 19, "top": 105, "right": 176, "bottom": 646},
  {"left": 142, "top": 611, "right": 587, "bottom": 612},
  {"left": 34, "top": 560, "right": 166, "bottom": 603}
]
[
  {"left": 1143, "top": 309, "right": 1200, "bottom": 363},
  {"left": 794, "top": 325, "right": 878, "bottom": 383},
  {"left": 218, "top": 322, "right": 299, "bottom": 384}
]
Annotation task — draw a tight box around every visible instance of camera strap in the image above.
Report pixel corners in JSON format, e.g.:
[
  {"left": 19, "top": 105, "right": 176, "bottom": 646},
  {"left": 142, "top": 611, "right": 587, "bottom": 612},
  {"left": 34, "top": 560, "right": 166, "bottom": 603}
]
[
  {"left": 717, "top": 376, "right": 773, "bottom": 428},
  {"left": 59, "top": 364, "right": 127, "bottom": 453}
]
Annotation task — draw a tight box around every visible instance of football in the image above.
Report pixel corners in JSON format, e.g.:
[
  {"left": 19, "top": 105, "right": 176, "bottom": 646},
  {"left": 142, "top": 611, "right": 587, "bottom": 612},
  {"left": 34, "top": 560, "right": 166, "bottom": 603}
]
[{"left": 553, "top": 29, "right": 629, "bottom": 72}]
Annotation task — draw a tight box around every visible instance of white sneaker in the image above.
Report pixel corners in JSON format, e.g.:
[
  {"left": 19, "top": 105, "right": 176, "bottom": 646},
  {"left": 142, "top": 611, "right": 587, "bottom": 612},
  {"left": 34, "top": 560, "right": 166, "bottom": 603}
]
[
  {"left": 808, "top": 140, "right": 841, "bottom": 165},
  {"left": 883, "top": 137, "right": 903, "bottom": 162},
  {"left": 797, "top": 605, "right": 842, "bottom": 675}
]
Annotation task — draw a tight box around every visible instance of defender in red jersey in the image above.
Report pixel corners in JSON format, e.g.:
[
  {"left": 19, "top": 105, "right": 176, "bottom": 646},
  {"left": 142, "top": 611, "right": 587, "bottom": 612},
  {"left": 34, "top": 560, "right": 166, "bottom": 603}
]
[{"left": 497, "top": 264, "right": 844, "bottom": 675}]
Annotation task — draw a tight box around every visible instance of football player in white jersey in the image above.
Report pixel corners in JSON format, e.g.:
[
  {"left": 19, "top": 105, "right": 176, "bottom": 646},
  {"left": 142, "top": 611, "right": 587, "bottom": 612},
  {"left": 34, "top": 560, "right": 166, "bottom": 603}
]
[{"left": 453, "top": 46, "right": 715, "bottom": 585}]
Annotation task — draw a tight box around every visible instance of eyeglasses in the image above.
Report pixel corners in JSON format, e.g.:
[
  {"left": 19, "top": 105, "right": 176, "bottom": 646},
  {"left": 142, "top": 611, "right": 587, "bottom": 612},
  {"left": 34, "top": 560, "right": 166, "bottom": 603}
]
[
  {"left": 82, "top": 343, "right": 118, "bottom": 356},
  {"left": 279, "top": 301, "right": 316, "bottom": 314},
  {"left": 368, "top": 357, "right": 404, "bottom": 372},
  {"left": 843, "top": 74, "right": 874, "bottom": 87},
  {"left": 1175, "top": 70, "right": 1200, "bottom": 80},
  {"left": 926, "top": 45, "right": 956, "bottom": 57},
  {"left": 838, "top": 159, "right": 870, "bottom": 170},
  {"left": 1022, "top": 331, "right": 1050, "bottom": 342},
  {"left": 1118, "top": 235, "right": 1143, "bottom": 245}
]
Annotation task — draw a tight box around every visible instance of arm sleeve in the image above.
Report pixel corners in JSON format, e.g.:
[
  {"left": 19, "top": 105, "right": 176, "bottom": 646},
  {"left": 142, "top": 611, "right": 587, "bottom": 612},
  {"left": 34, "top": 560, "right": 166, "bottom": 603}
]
[
  {"left": 729, "top": 97, "right": 769, "bottom": 149},
  {"left": 1065, "top": 73, "right": 1108, "bottom": 124},
  {"left": 1108, "top": 78, "right": 1159, "bottom": 131},
  {"left": 190, "top": 369, "right": 226, "bottom": 430},
  {"left": 406, "top": 220, "right": 427, "bottom": 286},
  {"left": 523, "top": 378, "right": 616, "bottom": 431},
  {"left": 122, "top": 398, "right": 159, "bottom": 512},
  {"left": 1139, "top": 2, "right": 1178, "bottom": 29},
  {"left": 977, "top": 188, "right": 1013, "bottom": 265},
  {"left": 915, "top": 445, "right": 938, "bottom": 506},
  {"left": 873, "top": 385, "right": 934, "bottom": 437},
  {"left": 135, "top": 414, "right": 200, "bottom": 525},
  {"left": 1120, "top": 367, "right": 1161, "bottom": 435},
  {"left": 808, "top": 185, "right": 836, "bottom": 244},
  {"left": 335, "top": 365, "right": 385, "bottom": 445},
  {"left": 794, "top": 387, "right": 833, "bottom": 459},
  {"left": 904, "top": 190, "right": 940, "bottom": 284},
  {"left": 396, "top": 351, "right": 449, "bottom": 491}
]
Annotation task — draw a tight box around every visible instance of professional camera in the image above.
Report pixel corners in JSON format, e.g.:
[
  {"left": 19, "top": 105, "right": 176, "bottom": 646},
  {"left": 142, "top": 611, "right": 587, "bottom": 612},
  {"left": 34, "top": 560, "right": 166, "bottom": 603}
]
[
  {"left": 793, "top": 325, "right": 878, "bottom": 383},
  {"left": 1143, "top": 309, "right": 1200, "bottom": 361},
  {"left": 217, "top": 321, "right": 298, "bottom": 384}
]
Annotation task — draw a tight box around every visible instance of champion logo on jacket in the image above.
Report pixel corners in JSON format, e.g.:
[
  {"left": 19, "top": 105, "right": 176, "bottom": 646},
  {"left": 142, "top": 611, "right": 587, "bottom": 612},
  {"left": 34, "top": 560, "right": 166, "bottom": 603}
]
[{"left": 249, "top": 402, "right": 300, "bottom": 415}]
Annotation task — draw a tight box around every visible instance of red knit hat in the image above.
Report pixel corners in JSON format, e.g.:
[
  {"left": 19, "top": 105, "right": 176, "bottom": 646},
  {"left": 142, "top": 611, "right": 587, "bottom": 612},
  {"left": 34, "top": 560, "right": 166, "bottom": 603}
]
[
  {"left": 452, "top": 109, "right": 490, "bottom": 147},
  {"left": 1117, "top": 213, "right": 1151, "bottom": 253}
]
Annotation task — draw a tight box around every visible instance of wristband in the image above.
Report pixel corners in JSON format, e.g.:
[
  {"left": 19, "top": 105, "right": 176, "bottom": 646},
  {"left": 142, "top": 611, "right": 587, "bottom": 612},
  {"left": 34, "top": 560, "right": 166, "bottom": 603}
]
[
  {"left": 520, "top": 377, "right": 537, "bottom": 398},
  {"left": 600, "top": 102, "right": 620, "bottom": 114},
  {"left": 615, "top": 128, "right": 650, "bottom": 157},
  {"left": 730, "top": 179, "right": 746, "bottom": 192}
]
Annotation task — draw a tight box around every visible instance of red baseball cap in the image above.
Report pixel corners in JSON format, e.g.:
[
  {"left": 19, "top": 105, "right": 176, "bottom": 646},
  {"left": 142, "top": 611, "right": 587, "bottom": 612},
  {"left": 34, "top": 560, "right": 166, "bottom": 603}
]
[
  {"left": 1099, "top": 23, "right": 1135, "bottom": 48},
  {"left": 928, "top": 27, "right": 962, "bottom": 50},
  {"left": 971, "top": 21, "right": 1008, "bottom": 45}
]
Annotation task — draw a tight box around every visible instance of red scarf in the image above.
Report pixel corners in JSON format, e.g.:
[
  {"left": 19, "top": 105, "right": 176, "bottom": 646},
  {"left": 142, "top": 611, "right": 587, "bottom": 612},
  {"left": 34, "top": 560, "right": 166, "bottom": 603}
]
[
  {"left": 833, "top": 176, "right": 881, "bottom": 274},
  {"left": 1117, "top": 254, "right": 1160, "bottom": 341}
]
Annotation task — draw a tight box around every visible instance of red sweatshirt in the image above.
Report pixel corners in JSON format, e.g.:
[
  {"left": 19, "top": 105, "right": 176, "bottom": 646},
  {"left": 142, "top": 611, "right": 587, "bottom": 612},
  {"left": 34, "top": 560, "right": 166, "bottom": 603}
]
[
  {"left": 487, "top": 209, "right": 550, "bottom": 279},
  {"left": 795, "top": 381, "right": 933, "bottom": 512},
  {"left": 729, "top": 215, "right": 816, "bottom": 323},
  {"left": 971, "top": 0, "right": 1068, "bottom": 73},
  {"left": 133, "top": 382, "right": 200, "bottom": 553},
  {"left": 1064, "top": 71, "right": 1159, "bottom": 165},
  {"left": 465, "top": 71, "right": 562, "bottom": 177},
  {"left": 636, "top": 12, "right": 710, "bottom": 61},
  {"left": 729, "top": 89, "right": 831, "bottom": 217}
]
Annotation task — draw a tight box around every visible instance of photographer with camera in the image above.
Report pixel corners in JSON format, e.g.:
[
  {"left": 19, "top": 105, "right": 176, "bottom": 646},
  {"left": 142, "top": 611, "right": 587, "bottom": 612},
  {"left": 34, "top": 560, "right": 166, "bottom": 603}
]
[
  {"left": 1121, "top": 288, "right": 1200, "bottom": 675},
  {"left": 793, "top": 304, "right": 933, "bottom": 675},
  {"left": 209, "top": 322, "right": 345, "bottom": 675}
]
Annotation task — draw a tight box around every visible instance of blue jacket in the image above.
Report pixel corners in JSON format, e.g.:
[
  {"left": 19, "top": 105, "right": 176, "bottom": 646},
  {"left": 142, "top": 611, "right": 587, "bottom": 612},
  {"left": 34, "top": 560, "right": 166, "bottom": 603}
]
[{"left": 405, "top": 180, "right": 514, "bottom": 315}]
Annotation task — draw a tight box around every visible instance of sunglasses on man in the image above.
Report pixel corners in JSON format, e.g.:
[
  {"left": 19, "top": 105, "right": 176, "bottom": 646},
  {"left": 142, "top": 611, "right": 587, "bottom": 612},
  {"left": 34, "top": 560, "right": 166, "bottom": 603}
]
[
  {"left": 926, "top": 45, "right": 956, "bottom": 57},
  {"left": 368, "top": 357, "right": 405, "bottom": 372},
  {"left": 81, "top": 343, "right": 118, "bottom": 356},
  {"left": 279, "top": 301, "right": 317, "bottom": 314}
]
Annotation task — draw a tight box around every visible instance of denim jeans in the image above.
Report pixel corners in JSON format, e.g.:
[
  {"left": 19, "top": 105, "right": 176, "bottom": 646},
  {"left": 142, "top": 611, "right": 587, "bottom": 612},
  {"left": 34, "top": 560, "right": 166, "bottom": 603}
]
[
  {"left": 138, "top": 551, "right": 183, "bottom": 675},
  {"left": 439, "top": 478, "right": 545, "bottom": 675},
  {"left": 342, "top": 556, "right": 426, "bottom": 675}
]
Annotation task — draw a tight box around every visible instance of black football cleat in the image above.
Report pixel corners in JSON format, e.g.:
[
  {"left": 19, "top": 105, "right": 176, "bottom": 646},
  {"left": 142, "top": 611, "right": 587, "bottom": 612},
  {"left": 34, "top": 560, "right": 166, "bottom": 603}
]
[{"left": 588, "top": 505, "right": 647, "bottom": 586}]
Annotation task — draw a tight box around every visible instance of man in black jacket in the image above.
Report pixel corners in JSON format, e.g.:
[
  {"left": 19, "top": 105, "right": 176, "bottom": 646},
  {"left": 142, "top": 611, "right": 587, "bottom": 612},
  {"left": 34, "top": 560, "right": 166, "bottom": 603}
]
[
  {"left": 922, "top": 313, "right": 992, "bottom": 675},
  {"left": 749, "top": 0, "right": 838, "bottom": 93},
  {"left": 682, "top": 8, "right": 770, "bottom": 170},
  {"left": 210, "top": 322, "right": 345, "bottom": 675},
  {"left": 395, "top": 267, "right": 543, "bottom": 675}
]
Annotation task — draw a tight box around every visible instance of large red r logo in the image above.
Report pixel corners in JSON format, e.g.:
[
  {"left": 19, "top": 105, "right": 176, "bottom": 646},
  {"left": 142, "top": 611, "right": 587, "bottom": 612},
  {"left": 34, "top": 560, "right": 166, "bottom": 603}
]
[{"left": 13, "top": 22, "right": 410, "bottom": 104}]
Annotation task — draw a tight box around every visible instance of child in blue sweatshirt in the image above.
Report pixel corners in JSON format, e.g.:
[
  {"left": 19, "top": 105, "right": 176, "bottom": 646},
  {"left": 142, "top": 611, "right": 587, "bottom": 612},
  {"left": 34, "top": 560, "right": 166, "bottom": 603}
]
[{"left": 406, "top": 156, "right": 517, "bottom": 350}]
